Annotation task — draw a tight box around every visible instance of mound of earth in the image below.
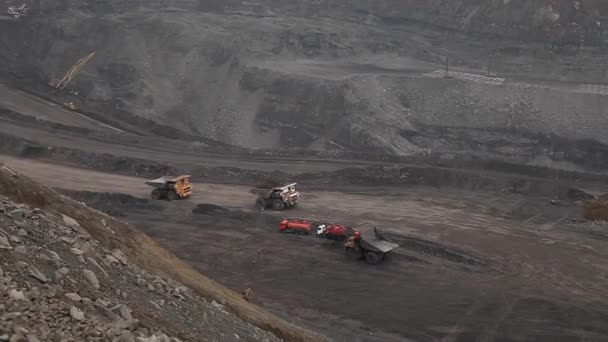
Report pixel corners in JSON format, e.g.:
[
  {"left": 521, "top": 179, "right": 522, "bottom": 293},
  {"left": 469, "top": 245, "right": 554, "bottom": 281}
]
[
  {"left": 192, "top": 204, "right": 281, "bottom": 227},
  {"left": 58, "top": 190, "right": 161, "bottom": 217},
  {"left": 0, "top": 164, "right": 326, "bottom": 342},
  {"left": 192, "top": 203, "right": 229, "bottom": 215}
]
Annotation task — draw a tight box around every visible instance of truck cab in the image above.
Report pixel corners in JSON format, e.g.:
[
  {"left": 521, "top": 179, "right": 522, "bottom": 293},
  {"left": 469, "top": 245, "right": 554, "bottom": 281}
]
[{"left": 316, "top": 224, "right": 349, "bottom": 240}]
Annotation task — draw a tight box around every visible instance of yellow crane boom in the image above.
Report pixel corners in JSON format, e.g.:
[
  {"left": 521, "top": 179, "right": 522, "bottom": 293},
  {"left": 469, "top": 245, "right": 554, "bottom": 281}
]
[{"left": 49, "top": 52, "right": 96, "bottom": 90}]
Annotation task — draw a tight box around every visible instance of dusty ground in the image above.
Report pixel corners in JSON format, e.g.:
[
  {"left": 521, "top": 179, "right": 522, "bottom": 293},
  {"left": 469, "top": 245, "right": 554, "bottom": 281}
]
[{"left": 3, "top": 156, "right": 608, "bottom": 342}]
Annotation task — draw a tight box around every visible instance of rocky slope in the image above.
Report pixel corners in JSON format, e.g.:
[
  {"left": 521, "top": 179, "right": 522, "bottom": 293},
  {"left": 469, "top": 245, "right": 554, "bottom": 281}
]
[{"left": 0, "top": 196, "right": 282, "bottom": 341}]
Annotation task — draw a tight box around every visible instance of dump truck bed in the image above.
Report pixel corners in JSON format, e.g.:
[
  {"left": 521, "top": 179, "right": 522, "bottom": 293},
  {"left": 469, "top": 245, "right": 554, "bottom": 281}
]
[
  {"left": 145, "top": 177, "right": 172, "bottom": 189},
  {"left": 249, "top": 188, "right": 273, "bottom": 196},
  {"left": 146, "top": 175, "right": 191, "bottom": 188},
  {"left": 359, "top": 228, "right": 399, "bottom": 253},
  {"left": 273, "top": 183, "right": 296, "bottom": 191},
  {"left": 250, "top": 183, "right": 298, "bottom": 196}
]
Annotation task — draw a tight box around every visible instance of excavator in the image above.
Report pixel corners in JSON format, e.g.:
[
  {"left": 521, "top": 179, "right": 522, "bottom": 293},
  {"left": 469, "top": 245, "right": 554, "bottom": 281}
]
[
  {"left": 49, "top": 52, "right": 96, "bottom": 91},
  {"left": 48, "top": 52, "right": 95, "bottom": 111},
  {"left": 7, "top": 4, "right": 27, "bottom": 19}
]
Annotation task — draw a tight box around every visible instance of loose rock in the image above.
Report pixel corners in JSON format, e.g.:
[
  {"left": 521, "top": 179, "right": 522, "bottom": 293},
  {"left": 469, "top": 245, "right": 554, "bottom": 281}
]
[
  {"left": 75, "top": 241, "right": 92, "bottom": 254},
  {"left": 105, "top": 254, "right": 120, "bottom": 264},
  {"left": 14, "top": 245, "right": 27, "bottom": 254},
  {"left": 9, "top": 289, "right": 25, "bottom": 300},
  {"left": 58, "top": 237, "right": 75, "bottom": 244},
  {"left": 116, "top": 331, "right": 135, "bottom": 342},
  {"left": 38, "top": 253, "right": 51, "bottom": 262},
  {"left": 62, "top": 215, "right": 80, "bottom": 228},
  {"left": 87, "top": 257, "right": 108, "bottom": 277},
  {"left": 111, "top": 249, "right": 128, "bottom": 265},
  {"left": 65, "top": 293, "right": 82, "bottom": 301},
  {"left": 96, "top": 298, "right": 111, "bottom": 308},
  {"left": 70, "top": 248, "right": 84, "bottom": 255},
  {"left": 25, "top": 334, "right": 40, "bottom": 342},
  {"left": 14, "top": 220, "right": 28, "bottom": 230},
  {"left": 47, "top": 250, "right": 63, "bottom": 262},
  {"left": 55, "top": 267, "right": 70, "bottom": 280},
  {"left": 118, "top": 304, "right": 133, "bottom": 321},
  {"left": 28, "top": 266, "right": 47, "bottom": 283},
  {"left": 69, "top": 306, "right": 85, "bottom": 321},
  {"left": 0, "top": 234, "right": 12, "bottom": 249},
  {"left": 83, "top": 269, "right": 100, "bottom": 290}
]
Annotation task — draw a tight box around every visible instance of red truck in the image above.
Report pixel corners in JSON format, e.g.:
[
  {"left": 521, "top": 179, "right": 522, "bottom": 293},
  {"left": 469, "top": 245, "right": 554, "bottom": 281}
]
[
  {"left": 278, "top": 219, "right": 312, "bottom": 234},
  {"left": 316, "top": 224, "right": 350, "bottom": 240},
  {"left": 278, "top": 220, "right": 399, "bottom": 265}
]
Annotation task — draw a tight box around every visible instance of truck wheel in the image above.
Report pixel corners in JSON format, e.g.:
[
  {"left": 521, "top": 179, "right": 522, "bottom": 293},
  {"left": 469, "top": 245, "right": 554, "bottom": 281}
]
[
  {"left": 255, "top": 198, "right": 267, "bottom": 209},
  {"left": 364, "top": 251, "right": 383, "bottom": 265},
  {"left": 167, "top": 190, "right": 179, "bottom": 201},
  {"left": 272, "top": 199, "right": 285, "bottom": 210},
  {"left": 151, "top": 189, "right": 162, "bottom": 200},
  {"left": 345, "top": 247, "right": 362, "bottom": 260}
]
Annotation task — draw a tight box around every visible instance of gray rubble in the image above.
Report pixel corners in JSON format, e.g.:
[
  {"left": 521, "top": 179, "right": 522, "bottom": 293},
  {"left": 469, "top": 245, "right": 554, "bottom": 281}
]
[{"left": 0, "top": 195, "right": 282, "bottom": 342}]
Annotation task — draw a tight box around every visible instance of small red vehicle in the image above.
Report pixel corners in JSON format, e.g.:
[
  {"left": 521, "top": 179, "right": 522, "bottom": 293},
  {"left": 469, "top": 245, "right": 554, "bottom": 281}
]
[
  {"left": 278, "top": 219, "right": 312, "bottom": 234},
  {"left": 316, "top": 224, "right": 350, "bottom": 240}
]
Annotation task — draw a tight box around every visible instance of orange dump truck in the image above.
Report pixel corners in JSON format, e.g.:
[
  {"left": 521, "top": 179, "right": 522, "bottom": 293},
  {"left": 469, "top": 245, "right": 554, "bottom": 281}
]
[{"left": 145, "top": 175, "right": 192, "bottom": 201}]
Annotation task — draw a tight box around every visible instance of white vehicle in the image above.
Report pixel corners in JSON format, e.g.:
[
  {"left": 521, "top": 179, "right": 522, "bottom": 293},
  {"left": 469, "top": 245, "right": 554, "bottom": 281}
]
[{"left": 316, "top": 224, "right": 326, "bottom": 236}]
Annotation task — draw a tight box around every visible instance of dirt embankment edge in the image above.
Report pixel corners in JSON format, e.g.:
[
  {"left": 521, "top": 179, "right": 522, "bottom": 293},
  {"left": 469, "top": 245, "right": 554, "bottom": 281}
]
[{"left": 0, "top": 164, "right": 328, "bottom": 342}]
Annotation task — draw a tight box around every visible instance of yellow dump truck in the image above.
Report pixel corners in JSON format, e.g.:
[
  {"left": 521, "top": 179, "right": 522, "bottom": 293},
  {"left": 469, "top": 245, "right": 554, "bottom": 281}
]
[{"left": 145, "top": 175, "right": 192, "bottom": 201}]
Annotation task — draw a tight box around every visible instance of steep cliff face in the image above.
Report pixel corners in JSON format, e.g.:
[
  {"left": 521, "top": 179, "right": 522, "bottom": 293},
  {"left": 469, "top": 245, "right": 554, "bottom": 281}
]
[
  {"left": 0, "top": 1, "right": 606, "bottom": 157},
  {"left": 225, "top": 0, "right": 607, "bottom": 40}
]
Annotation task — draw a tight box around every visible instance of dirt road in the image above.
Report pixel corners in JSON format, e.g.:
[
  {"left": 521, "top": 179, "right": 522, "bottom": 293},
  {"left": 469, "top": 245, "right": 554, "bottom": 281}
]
[
  {"left": 0, "top": 119, "right": 349, "bottom": 173},
  {"left": 3, "top": 156, "right": 608, "bottom": 341}
]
